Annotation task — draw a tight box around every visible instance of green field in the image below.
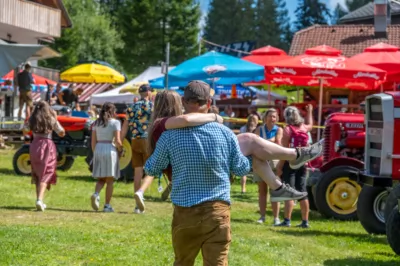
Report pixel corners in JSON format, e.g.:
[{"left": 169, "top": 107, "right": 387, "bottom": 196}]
[{"left": 0, "top": 149, "right": 399, "bottom": 265}]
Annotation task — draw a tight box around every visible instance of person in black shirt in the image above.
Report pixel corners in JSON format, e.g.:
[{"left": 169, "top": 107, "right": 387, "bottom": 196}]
[
  {"left": 57, "top": 84, "right": 83, "bottom": 111},
  {"left": 17, "top": 63, "right": 34, "bottom": 119}
]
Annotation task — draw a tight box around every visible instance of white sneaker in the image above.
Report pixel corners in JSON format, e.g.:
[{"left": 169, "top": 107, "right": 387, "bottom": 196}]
[
  {"left": 134, "top": 192, "right": 145, "bottom": 212},
  {"left": 134, "top": 207, "right": 144, "bottom": 214},
  {"left": 103, "top": 205, "right": 114, "bottom": 212},
  {"left": 257, "top": 216, "right": 265, "bottom": 224},
  {"left": 91, "top": 193, "right": 100, "bottom": 211},
  {"left": 273, "top": 218, "right": 281, "bottom": 226},
  {"left": 36, "top": 200, "right": 45, "bottom": 212}
]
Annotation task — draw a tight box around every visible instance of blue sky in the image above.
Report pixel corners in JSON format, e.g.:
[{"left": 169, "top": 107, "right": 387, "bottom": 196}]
[{"left": 199, "top": 0, "right": 348, "bottom": 25}]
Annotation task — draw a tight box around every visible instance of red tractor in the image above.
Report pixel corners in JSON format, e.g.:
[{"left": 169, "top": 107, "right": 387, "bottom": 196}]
[
  {"left": 307, "top": 112, "right": 366, "bottom": 220},
  {"left": 355, "top": 92, "right": 400, "bottom": 242}
]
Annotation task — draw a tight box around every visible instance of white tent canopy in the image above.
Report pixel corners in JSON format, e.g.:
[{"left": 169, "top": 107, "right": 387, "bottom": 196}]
[{"left": 90, "top": 66, "right": 175, "bottom": 105}]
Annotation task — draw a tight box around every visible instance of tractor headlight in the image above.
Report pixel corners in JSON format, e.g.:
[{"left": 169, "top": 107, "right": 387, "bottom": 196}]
[{"left": 334, "top": 140, "right": 340, "bottom": 152}]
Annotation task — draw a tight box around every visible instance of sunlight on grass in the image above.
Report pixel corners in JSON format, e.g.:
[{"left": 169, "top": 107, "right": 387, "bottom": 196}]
[{"left": 0, "top": 149, "right": 399, "bottom": 265}]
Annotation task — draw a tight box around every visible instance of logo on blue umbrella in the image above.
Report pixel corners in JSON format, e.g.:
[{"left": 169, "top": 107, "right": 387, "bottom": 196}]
[{"left": 203, "top": 65, "right": 227, "bottom": 75}]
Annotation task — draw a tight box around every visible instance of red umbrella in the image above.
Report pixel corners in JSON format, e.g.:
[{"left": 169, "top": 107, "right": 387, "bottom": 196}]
[
  {"left": 264, "top": 45, "right": 387, "bottom": 140},
  {"left": 265, "top": 45, "right": 387, "bottom": 82},
  {"left": 351, "top": 43, "right": 400, "bottom": 87},
  {"left": 242, "top": 46, "right": 291, "bottom": 101},
  {"left": 268, "top": 76, "right": 379, "bottom": 91},
  {"left": 2, "top": 70, "right": 57, "bottom": 85}
]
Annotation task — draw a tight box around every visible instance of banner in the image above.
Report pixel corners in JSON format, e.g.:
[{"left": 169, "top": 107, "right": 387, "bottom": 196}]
[{"left": 206, "top": 41, "right": 256, "bottom": 58}]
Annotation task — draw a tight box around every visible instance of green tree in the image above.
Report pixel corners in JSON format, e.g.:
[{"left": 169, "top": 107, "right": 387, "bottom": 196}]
[
  {"left": 294, "top": 0, "right": 331, "bottom": 31},
  {"left": 255, "top": 0, "right": 281, "bottom": 48},
  {"left": 332, "top": 3, "right": 349, "bottom": 24},
  {"left": 165, "top": 0, "right": 201, "bottom": 65},
  {"left": 40, "top": 0, "right": 123, "bottom": 72},
  {"left": 345, "top": 0, "right": 371, "bottom": 12},
  {"left": 116, "top": 0, "right": 201, "bottom": 74},
  {"left": 203, "top": 0, "right": 244, "bottom": 44},
  {"left": 275, "top": 0, "right": 293, "bottom": 51}
]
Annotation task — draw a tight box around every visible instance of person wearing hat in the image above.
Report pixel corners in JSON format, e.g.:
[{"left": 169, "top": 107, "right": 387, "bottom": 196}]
[
  {"left": 57, "top": 84, "right": 83, "bottom": 111},
  {"left": 17, "top": 63, "right": 34, "bottom": 119},
  {"left": 144, "top": 80, "right": 251, "bottom": 265},
  {"left": 121, "top": 84, "right": 153, "bottom": 214}
]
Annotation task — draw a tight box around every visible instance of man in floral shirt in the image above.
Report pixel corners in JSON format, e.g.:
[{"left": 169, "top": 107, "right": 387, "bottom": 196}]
[{"left": 121, "top": 84, "right": 153, "bottom": 213}]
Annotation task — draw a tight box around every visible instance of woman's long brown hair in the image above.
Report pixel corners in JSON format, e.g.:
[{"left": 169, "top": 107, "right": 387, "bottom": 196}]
[
  {"left": 147, "top": 90, "right": 183, "bottom": 155},
  {"left": 95, "top": 102, "right": 116, "bottom": 127},
  {"left": 29, "top": 100, "right": 56, "bottom": 133}
]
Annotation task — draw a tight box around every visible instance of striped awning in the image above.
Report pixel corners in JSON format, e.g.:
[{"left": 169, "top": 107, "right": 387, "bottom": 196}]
[{"left": 32, "top": 83, "right": 114, "bottom": 103}]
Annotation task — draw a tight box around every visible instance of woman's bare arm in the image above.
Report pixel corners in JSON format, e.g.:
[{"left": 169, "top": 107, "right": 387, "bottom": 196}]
[
  {"left": 114, "top": 130, "right": 123, "bottom": 150},
  {"left": 165, "top": 113, "right": 223, "bottom": 130},
  {"left": 91, "top": 129, "right": 97, "bottom": 153},
  {"left": 275, "top": 127, "right": 283, "bottom": 146},
  {"left": 304, "top": 104, "right": 314, "bottom": 132}
]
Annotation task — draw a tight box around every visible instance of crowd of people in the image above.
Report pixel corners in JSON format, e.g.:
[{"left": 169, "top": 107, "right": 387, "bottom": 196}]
[
  {"left": 25, "top": 81, "right": 323, "bottom": 265},
  {"left": 17, "top": 63, "right": 83, "bottom": 121}
]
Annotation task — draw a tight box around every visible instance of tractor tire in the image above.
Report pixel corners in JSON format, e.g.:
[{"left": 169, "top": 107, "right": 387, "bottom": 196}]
[
  {"left": 315, "top": 166, "right": 361, "bottom": 220},
  {"left": 357, "top": 186, "right": 388, "bottom": 235},
  {"left": 13, "top": 146, "right": 31, "bottom": 176},
  {"left": 57, "top": 156, "right": 75, "bottom": 171},
  {"left": 119, "top": 138, "right": 132, "bottom": 172},
  {"left": 306, "top": 185, "right": 318, "bottom": 211},
  {"left": 385, "top": 185, "right": 400, "bottom": 223},
  {"left": 386, "top": 205, "right": 400, "bottom": 255}
]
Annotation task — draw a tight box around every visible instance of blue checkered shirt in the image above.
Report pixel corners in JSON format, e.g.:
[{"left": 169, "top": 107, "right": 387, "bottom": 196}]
[{"left": 144, "top": 122, "right": 251, "bottom": 207}]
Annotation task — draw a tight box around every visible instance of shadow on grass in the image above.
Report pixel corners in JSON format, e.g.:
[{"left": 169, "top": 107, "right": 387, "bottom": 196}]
[
  {"left": 276, "top": 229, "right": 387, "bottom": 244},
  {"left": 61, "top": 175, "right": 94, "bottom": 183},
  {"left": 113, "top": 193, "right": 167, "bottom": 203},
  {"left": 231, "top": 191, "right": 255, "bottom": 203},
  {"left": 0, "top": 168, "right": 18, "bottom": 176},
  {"left": 231, "top": 218, "right": 257, "bottom": 224},
  {"left": 0, "top": 206, "right": 34, "bottom": 211},
  {"left": 323, "top": 257, "right": 399, "bottom": 266}
]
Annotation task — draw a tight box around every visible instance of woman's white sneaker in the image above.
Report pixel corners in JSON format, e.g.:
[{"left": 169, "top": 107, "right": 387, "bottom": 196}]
[{"left": 91, "top": 193, "right": 100, "bottom": 211}]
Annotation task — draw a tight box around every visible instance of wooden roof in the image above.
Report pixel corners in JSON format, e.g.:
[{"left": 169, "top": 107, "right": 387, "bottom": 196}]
[{"left": 289, "top": 24, "right": 400, "bottom": 57}]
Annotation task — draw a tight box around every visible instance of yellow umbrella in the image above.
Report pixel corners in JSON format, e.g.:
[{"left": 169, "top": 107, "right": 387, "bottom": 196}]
[
  {"left": 119, "top": 82, "right": 148, "bottom": 94},
  {"left": 60, "top": 63, "right": 125, "bottom": 84}
]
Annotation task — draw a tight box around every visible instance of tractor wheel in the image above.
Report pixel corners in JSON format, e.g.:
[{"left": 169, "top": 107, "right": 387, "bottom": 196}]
[
  {"left": 357, "top": 186, "right": 388, "bottom": 235},
  {"left": 57, "top": 155, "right": 75, "bottom": 171},
  {"left": 386, "top": 205, "right": 400, "bottom": 255},
  {"left": 306, "top": 185, "right": 318, "bottom": 211},
  {"left": 13, "top": 147, "right": 31, "bottom": 176},
  {"left": 119, "top": 138, "right": 132, "bottom": 171},
  {"left": 385, "top": 185, "right": 400, "bottom": 223},
  {"left": 315, "top": 166, "right": 361, "bottom": 220}
]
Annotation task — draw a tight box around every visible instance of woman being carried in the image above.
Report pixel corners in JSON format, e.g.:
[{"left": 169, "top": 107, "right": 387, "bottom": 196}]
[{"left": 134, "top": 90, "right": 323, "bottom": 212}]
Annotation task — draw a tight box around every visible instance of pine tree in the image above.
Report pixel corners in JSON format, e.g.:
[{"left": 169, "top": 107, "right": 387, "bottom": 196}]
[
  {"left": 116, "top": 0, "right": 163, "bottom": 74},
  {"left": 294, "top": 0, "right": 331, "bottom": 31},
  {"left": 345, "top": 0, "right": 371, "bottom": 12},
  {"left": 40, "top": 0, "right": 123, "bottom": 72},
  {"left": 255, "top": 0, "right": 281, "bottom": 48},
  {"left": 165, "top": 0, "right": 201, "bottom": 65},
  {"left": 332, "top": 3, "right": 349, "bottom": 24},
  {"left": 203, "top": 0, "right": 244, "bottom": 45},
  {"left": 116, "top": 0, "right": 201, "bottom": 74},
  {"left": 275, "top": 0, "right": 293, "bottom": 51}
]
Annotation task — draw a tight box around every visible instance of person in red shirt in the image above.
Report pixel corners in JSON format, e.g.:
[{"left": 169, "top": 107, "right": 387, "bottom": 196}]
[{"left": 134, "top": 89, "right": 323, "bottom": 213}]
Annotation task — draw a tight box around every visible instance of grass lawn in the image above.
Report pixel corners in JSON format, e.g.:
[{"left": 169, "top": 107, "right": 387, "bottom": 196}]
[{"left": 0, "top": 149, "right": 399, "bottom": 266}]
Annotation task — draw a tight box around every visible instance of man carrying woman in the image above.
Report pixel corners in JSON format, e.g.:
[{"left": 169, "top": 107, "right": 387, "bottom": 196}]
[{"left": 144, "top": 81, "right": 323, "bottom": 265}]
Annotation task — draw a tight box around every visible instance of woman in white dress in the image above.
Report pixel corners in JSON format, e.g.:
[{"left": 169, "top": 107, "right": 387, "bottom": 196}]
[{"left": 90, "top": 102, "right": 123, "bottom": 212}]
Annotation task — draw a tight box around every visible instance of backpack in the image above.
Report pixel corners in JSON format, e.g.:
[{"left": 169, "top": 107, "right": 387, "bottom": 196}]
[{"left": 287, "top": 125, "right": 309, "bottom": 148}]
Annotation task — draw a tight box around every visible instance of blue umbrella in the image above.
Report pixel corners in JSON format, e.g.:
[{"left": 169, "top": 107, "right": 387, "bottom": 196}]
[{"left": 149, "top": 51, "right": 264, "bottom": 88}]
